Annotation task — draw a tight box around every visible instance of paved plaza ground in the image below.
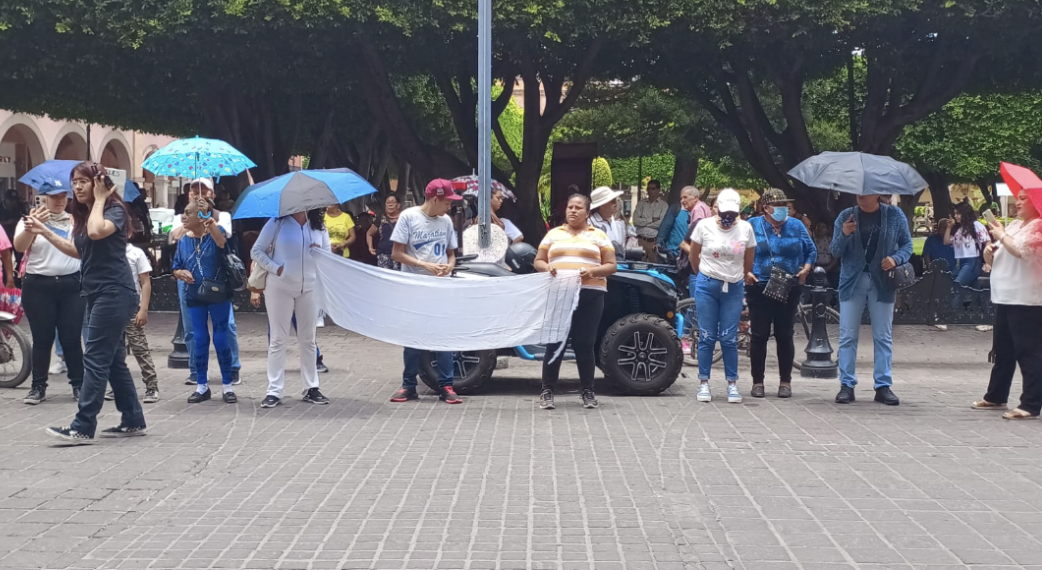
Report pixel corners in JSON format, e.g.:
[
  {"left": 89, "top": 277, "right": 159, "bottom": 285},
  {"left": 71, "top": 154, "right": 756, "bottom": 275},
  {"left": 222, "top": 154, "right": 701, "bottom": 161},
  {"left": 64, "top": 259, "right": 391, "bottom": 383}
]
[{"left": 1, "top": 313, "right": 1041, "bottom": 570}]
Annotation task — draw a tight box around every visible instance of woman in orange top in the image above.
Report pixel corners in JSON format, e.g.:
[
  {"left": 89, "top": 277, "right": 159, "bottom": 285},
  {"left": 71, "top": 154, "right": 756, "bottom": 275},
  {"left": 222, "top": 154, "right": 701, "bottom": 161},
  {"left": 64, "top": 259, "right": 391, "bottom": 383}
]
[{"left": 534, "top": 193, "right": 617, "bottom": 410}]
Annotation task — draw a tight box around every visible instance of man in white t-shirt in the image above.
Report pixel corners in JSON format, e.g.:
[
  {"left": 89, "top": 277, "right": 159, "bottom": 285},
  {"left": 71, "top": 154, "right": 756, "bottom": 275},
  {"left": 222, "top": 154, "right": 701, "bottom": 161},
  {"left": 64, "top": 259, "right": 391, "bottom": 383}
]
[{"left": 389, "top": 179, "right": 463, "bottom": 405}]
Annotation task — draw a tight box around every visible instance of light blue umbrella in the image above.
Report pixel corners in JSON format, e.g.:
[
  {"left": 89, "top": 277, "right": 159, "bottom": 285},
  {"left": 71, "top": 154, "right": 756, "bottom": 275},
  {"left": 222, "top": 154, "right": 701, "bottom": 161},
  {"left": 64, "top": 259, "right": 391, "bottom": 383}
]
[
  {"left": 17, "top": 160, "right": 79, "bottom": 194},
  {"left": 123, "top": 179, "right": 142, "bottom": 202},
  {"left": 231, "top": 168, "right": 379, "bottom": 219},
  {"left": 787, "top": 151, "right": 927, "bottom": 196},
  {"left": 142, "top": 136, "right": 256, "bottom": 179}
]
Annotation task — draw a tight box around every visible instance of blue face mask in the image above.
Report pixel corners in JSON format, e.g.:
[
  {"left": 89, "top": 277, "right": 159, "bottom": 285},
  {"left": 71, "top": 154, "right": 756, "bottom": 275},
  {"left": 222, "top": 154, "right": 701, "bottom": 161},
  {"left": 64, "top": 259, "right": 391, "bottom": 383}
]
[{"left": 770, "top": 206, "right": 789, "bottom": 223}]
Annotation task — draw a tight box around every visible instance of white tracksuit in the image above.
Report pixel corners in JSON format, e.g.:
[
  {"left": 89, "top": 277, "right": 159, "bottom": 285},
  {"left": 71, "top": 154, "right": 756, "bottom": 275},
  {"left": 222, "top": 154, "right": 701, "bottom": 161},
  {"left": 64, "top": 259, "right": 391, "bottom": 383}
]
[{"left": 252, "top": 217, "right": 331, "bottom": 398}]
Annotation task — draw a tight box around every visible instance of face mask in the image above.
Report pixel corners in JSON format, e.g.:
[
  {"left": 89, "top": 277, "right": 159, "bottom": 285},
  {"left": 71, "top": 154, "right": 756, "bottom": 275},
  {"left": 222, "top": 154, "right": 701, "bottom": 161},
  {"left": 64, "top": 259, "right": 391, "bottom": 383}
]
[
  {"left": 770, "top": 206, "right": 789, "bottom": 223},
  {"left": 720, "top": 212, "right": 737, "bottom": 228}
]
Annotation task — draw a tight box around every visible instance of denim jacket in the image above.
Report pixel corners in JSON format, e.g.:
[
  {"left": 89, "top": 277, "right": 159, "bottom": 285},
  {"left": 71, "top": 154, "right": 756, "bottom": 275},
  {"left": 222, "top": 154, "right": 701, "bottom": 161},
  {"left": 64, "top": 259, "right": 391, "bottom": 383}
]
[{"left": 830, "top": 204, "right": 913, "bottom": 303}]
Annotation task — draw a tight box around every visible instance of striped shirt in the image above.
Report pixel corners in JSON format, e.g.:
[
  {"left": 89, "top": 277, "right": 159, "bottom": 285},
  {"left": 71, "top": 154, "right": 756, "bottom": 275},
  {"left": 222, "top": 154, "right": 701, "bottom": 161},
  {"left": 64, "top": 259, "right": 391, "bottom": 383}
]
[{"left": 539, "top": 225, "right": 614, "bottom": 291}]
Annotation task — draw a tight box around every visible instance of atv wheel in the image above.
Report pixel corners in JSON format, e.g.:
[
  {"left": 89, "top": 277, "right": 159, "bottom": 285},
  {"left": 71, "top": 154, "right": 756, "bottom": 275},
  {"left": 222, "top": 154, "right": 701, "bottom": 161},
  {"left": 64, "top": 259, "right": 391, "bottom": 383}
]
[
  {"left": 599, "top": 314, "right": 683, "bottom": 396},
  {"left": 419, "top": 350, "right": 497, "bottom": 394}
]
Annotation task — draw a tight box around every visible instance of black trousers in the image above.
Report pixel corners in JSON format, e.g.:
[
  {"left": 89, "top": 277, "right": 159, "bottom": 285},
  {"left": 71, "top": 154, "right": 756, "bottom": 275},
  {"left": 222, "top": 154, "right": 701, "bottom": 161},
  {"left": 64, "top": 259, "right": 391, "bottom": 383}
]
[
  {"left": 747, "top": 282, "right": 801, "bottom": 384},
  {"left": 21, "top": 273, "right": 86, "bottom": 389},
  {"left": 985, "top": 304, "right": 1042, "bottom": 415},
  {"left": 542, "top": 289, "right": 605, "bottom": 392}
]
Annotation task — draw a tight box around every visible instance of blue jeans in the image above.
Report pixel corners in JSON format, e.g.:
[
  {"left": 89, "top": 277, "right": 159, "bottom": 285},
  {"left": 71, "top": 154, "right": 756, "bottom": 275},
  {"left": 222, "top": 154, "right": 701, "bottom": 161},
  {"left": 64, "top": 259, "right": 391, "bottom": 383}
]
[
  {"left": 403, "top": 348, "right": 453, "bottom": 389},
  {"left": 838, "top": 273, "right": 895, "bottom": 388},
  {"left": 691, "top": 273, "right": 745, "bottom": 382},
  {"left": 179, "top": 282, "right": 241, "bottom": 376},
  {"left": 954, "top": 257, "right": 983, "bottom": 287},
  {"left": 70, "top": 293, "right": 144, "bottom": 437},
  {"left": 186, "top": 301, "right": 235, "bottom": 385}
]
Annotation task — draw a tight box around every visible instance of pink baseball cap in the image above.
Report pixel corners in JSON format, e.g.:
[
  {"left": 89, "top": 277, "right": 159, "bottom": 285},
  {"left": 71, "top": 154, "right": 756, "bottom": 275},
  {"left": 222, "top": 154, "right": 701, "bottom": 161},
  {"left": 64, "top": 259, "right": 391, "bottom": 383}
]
[{"left": 425, "top": 179, "right": 463, "bottom": 201}]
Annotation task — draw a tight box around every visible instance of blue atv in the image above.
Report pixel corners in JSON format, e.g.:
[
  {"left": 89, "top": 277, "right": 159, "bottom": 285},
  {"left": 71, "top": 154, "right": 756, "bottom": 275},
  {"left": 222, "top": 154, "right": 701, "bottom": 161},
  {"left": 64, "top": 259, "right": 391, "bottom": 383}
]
[{"left": 419, "top": 244, "right": 684, "bottom": 395}]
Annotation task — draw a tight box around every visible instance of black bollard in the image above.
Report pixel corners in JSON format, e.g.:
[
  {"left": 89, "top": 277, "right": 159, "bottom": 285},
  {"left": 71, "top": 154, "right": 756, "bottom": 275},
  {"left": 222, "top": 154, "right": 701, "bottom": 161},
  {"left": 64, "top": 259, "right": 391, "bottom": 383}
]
[
  {"left": 800, "top": 267, "right": 838, "bottom": 378},
  {"left": 167, "top": 314, "right": 190, "bottom": 369}
]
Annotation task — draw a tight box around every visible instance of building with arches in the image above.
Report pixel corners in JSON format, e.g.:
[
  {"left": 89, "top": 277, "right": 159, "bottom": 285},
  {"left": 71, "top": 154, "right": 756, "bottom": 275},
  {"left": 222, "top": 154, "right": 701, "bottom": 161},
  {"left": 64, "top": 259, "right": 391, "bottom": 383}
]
[{"left": 0, "top": 110, "right": 178, "bottom": 206}]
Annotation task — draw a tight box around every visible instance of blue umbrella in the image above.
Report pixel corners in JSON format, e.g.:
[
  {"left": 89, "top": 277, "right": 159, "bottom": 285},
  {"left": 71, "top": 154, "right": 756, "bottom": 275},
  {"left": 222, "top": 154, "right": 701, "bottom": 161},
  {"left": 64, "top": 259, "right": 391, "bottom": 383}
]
[
  {"left": 17, "top": 160, "right": 80, "bottom": 194},
  {"left": 787, "top": 151, "right": 927, "bottom": 196},
  {"left": 123, "top": 179, "right": 142, "bottom": 202},
  {"left": 142, "top": 136, "right": 256, "bottom": 179},
  {"left": 231, "top": 168, "right": 379, "bottom": 219}
]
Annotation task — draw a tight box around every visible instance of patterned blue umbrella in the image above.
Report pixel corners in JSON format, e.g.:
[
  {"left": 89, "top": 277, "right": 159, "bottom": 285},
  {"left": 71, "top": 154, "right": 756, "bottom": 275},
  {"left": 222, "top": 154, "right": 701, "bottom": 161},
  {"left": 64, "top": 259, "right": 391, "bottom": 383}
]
[{"left": 141, "top": 136, "right": 255, "bottom": 179}]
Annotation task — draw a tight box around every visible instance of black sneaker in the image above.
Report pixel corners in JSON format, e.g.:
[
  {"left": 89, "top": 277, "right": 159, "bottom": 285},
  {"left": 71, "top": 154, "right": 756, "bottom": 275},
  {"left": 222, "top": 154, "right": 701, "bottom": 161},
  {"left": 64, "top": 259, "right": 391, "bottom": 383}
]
[
  {"left": 539, "top": 389, "right": 555, "bottom": 410},
  {"left": 390, "top": 388, "right": 418, "bottom": 402},
  {"left": 72, "top": 386, "right": 81, "bottom": 400},
  {"left": 581, "top": 389, "right": 598, "bottom": 409},
  {"left": 45, "top": 426, "right": 94, "bottom": 446},
  {"left": 24, "top": 387, "right": 46, "bottom": 405},
  {"left": 184, "top": 373, "right": 197, "bottom": 386},
  {"left": 261, "top": 395, "right": 281, "bottom": 408},
  {"left": 231, "top": 370, "right": 241, "bottom": 386},
  {"left": 874, "top": 386, "right": 900, "bottom": 406},
  {"left": 302, "top": 388, "right": 329, "bottom": 405},
  {"left": 222, "top": 391, "right": 238, "bottom": 404},
  {"left": 99, "top": 425, "right": 147, "bottom": 438},
  {"left": 316, "top": 357, "right": 329, "bottom": 374},
  {"left": 835, "top": 385, "right": 856, "bottom": 404},
  {"left": 187, "top": 388, "right": 211, "bottom": 404}
]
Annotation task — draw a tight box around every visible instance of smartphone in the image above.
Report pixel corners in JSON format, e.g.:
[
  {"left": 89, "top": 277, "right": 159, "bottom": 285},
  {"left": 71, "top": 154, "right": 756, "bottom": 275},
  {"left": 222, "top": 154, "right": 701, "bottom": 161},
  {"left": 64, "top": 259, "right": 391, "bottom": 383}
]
[
  {"left": 34, "top": 195, "right": 44, "bottom": 208},
  {"left": 983, "top": 209, "right": 997, "bottom": 225},
  {"left": 89, "top": 163, "right": 115, "bottom": 190}
]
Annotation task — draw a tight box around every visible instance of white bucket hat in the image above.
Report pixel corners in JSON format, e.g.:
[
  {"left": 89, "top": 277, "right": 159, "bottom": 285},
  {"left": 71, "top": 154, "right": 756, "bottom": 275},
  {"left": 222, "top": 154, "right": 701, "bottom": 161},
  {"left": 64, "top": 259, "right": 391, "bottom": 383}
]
[{"left": 590, "top": 186, "right": 624, "bottom": 210}]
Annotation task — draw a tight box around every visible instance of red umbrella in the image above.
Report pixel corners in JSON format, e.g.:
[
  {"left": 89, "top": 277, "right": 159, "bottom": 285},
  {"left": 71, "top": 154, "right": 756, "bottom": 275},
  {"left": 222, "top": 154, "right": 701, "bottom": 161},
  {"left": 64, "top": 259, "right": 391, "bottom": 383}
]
[{"left": 999, "top": 162, "right": 1042, "bottom": 212}]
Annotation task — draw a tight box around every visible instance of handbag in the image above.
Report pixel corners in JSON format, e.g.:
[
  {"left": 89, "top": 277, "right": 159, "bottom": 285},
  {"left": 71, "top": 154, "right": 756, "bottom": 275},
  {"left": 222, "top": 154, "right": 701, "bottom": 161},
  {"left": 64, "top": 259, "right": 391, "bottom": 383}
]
[
  {"left": 191, "top": 237, "right": 231, "bottom": 305},
  {"left": 886, "top": 262, "right": 916, "bottom": 289},
  {"left": 758, "top": 218, "right": 796, "bottom": 303},
  {"left": 220, "top": 236, "right": 247, "bottom": 292},
  {"left": 247, "top": 218, "right": 282, "bottom": 291}
]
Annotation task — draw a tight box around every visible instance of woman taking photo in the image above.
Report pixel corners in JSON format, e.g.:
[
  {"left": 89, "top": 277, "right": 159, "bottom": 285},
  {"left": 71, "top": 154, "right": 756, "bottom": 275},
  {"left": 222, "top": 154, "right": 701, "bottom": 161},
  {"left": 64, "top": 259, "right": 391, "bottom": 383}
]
[
  {"left": 944, "top": 201, "right": 989, "bottom": 286},
  {"left": 973, "top": 188, "right": 1042, "bottom": 419},
  {"left": 534, "top": 194, "right": 616, "bottom": 410},
  {"left": 29, "top": 162, "right": 145, "bottom": 445},
  {"left": 830, "top": 194, "right": 913, "bottom": 406},
  {"left": 252, "top": 208, "right": 331, "bottom": 408},
  {"left": 368, "top": 194, "right": 401, "bottom": 270},
  {"left": 686, "top": 189, "right": 756, "bottom": 404},
  {"left": 172, "top": 199, "right": 236, "bottom": 404},
  {"left": 747, "top": 189, "right": 816, "bottom": 399},
  {"left": 15, "top": 182, "right": 85, "bottom": 405}
]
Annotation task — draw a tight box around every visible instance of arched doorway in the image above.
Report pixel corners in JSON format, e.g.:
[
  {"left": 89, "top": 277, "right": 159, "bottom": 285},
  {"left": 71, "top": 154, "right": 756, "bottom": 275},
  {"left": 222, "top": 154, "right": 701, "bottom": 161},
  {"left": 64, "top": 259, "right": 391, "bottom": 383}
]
[
  {"left": 100, "top": 139, "right": 132, "bottom": 173},
  {"left": 0, "top": 120, "right": 47, "bottom": 200},
  {"left": 54, "top": 132, "right": 89, "bottom": 161}
]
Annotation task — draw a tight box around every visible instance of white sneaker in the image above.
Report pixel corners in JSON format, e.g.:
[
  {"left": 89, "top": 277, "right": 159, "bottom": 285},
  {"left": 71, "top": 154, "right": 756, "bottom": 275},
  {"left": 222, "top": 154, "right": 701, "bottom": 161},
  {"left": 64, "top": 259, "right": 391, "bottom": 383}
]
[
  {"left": 49, "top": 358, "right": 67, "bottom": 375},
  {"left": 727, "top": 383, "right": 742, "bottom": 404},
  {"left": 696, "top": 383, "right": 712, "bottom": 402}
]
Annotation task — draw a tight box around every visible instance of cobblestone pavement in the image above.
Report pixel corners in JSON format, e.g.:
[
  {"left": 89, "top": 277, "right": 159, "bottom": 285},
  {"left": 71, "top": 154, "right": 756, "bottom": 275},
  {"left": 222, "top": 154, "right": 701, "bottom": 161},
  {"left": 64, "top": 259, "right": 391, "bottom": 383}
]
[{"left": 1, "top": 313, "right": 1041, "bottom": 570}]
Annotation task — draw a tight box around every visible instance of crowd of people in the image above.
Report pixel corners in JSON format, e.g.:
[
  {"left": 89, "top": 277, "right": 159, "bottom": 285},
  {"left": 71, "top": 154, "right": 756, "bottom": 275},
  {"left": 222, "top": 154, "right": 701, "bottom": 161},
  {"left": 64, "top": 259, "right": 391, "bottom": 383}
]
[{"left": 4, "top": 160, "right": 1039, "bottom": 446}]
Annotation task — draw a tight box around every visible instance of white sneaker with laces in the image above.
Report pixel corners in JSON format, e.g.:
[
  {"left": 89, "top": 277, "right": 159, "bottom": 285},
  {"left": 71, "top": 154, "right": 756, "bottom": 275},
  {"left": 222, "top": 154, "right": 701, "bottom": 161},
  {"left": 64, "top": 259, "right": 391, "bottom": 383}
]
[
  {"left": 49, "top": 358, "right": 67, "bottom": 375},
  {"left": 727, "top": 383, "right": 742, "bottom": 404},
  {"left": 696, "top": 383, "right": 712, "bottom": 402}
]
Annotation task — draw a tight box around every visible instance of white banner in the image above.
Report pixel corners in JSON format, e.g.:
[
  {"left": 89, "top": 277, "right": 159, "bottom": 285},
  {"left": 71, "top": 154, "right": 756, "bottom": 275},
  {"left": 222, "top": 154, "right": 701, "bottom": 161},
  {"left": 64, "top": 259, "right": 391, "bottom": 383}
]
[{"left": 313, "top": 249, "right": 581, "bottom": 352}]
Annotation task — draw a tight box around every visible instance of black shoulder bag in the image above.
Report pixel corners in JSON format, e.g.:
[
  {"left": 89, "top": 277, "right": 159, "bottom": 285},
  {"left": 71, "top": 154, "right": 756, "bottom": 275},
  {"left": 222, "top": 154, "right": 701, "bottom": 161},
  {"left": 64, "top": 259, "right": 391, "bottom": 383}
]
[
  {"left": 191, "top": 237, "right": 232, "bottom": 305},
  {"left": 759, "top": 218, "right": 797, "bottom": 302}
]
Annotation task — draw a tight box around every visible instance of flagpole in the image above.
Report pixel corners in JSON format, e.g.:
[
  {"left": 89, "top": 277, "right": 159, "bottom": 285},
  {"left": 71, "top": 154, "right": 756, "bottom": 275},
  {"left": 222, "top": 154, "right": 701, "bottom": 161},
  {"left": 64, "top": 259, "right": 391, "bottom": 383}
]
[{"left": 477, "top": 0, "right": 492, "bottom": 248}]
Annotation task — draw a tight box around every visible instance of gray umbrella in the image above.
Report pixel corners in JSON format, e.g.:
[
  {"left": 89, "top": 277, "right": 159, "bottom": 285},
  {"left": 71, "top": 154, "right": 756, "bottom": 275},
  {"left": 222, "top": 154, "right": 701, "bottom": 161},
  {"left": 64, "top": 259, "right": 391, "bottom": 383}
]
[{"left": 787, "top": 151, "right": 928, "bottom": 196}]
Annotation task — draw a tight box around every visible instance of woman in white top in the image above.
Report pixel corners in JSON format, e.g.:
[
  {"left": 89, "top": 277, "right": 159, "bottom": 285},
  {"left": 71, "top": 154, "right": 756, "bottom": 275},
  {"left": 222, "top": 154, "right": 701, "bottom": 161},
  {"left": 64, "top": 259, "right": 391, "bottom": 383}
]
[
  {"left": 13, "top": 183, "right": 85, "bottom": 405},
  {"left": 251, "top": 208, "right": 332, "bottom": 409},
  {"left": 686, "top": 188, "right": 756, "bottom": 404},
  {"left": 943, "top": 201, "right": 990, "bottom": 286},
  {"left": 973, "top": 188, "right": 1042, "bottom": 419}
]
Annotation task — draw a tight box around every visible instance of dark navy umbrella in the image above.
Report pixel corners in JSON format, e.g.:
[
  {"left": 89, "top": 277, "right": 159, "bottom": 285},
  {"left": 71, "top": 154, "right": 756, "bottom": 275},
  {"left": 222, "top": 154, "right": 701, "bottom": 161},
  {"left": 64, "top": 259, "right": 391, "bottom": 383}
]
[{"left": 788, "top": 152, "right": 927, "bottom": 196}]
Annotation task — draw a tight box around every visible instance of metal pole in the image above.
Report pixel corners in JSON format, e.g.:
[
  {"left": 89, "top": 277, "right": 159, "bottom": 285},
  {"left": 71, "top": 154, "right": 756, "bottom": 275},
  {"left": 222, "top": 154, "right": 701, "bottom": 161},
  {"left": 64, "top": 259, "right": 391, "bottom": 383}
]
[{"left": 477, "top": 0, "right": 492, "bottom": 248}]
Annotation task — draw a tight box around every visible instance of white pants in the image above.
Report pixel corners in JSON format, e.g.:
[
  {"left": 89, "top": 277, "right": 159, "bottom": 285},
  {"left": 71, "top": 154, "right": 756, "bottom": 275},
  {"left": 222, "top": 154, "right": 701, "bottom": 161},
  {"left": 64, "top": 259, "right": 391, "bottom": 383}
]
[{"left": 265, "top": 286, "right": 320, "bottom": 398}]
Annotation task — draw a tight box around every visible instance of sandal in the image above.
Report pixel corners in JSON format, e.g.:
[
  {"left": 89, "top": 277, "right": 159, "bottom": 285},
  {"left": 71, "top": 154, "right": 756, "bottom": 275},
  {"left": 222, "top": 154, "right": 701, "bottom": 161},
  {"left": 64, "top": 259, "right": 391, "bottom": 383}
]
[
  {"left": 971, "top": 400, "right": 1007, "bottom": 410},
  {"left": 1002, "top": 408, "right": 1039, "bottom": 420}
]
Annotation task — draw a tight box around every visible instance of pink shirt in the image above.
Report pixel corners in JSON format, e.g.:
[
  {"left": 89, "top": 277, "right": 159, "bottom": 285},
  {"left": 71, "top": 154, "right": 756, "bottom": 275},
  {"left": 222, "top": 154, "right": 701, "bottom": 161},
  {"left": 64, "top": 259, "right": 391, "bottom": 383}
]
[
  {"left": 687, "top": 201, "right": 713, "bottom": 233},
  {"left": 0, "top": 226, "right": 11, "bottom": 251}
]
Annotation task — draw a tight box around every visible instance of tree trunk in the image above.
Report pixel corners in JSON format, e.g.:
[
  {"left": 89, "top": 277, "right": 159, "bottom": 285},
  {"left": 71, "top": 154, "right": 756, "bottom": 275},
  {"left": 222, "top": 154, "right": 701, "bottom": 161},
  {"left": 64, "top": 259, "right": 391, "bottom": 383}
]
[
  {"left": 898, "top": 190, "right": 925, "bottom": 234},
  {"left": 925, "top": 172, "right": 953, "bottom": 221},
  {"left": 669, "top": 154, "right": 698, "bottom": 204}
]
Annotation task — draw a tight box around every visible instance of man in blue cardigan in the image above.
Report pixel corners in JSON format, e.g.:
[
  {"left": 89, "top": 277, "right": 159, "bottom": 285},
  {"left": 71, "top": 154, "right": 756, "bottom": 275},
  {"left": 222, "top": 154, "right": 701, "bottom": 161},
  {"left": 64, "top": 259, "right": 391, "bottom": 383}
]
[{"left": 830, "top": 195, "right": 914, "bottom": 406}]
